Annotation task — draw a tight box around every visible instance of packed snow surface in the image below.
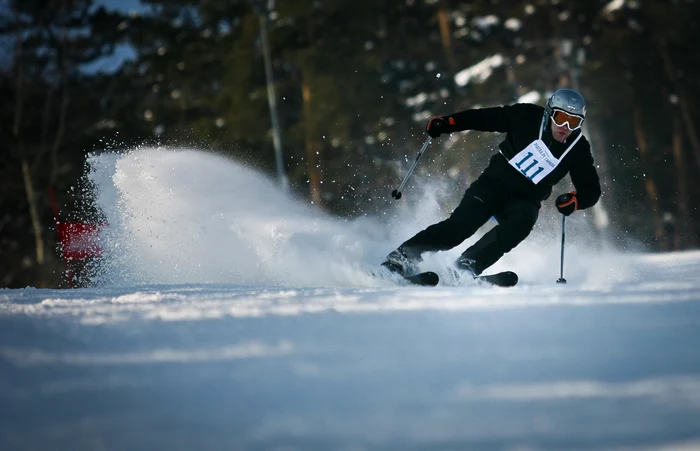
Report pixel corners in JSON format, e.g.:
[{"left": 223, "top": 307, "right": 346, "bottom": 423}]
[{"left": 1, "top": 147, "right": 699, "bottom": 450}]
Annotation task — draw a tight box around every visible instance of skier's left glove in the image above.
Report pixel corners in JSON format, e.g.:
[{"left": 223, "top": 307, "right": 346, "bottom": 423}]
[
  {"left": 555, "top": 191, "right": 578, "bottom": 216},
  {"left": 425, "top": 116, "right": 455, "bottom": 138}
]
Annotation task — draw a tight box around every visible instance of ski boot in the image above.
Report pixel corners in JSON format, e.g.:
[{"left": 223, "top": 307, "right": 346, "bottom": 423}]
[
  {"left": 455, "top": 256, "right": 518, "bottom": 287},
  {"left": 455, "top": 256, "right": 482, "bottom": 277},
  {"left": 381, "top": 247, "right": 421, "bottom": 277}
]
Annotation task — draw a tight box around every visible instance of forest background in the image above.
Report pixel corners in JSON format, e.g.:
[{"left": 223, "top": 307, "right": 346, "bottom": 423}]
[{"left": 2, "top": 0, "right": 699, "bottom": 288}]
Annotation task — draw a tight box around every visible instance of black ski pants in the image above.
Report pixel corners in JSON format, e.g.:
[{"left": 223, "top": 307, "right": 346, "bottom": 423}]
[{"left": 399, "top": 174, "right": 540, "bottom": 275}]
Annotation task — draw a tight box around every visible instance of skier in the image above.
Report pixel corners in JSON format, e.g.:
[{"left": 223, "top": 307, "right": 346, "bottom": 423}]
[{"left": 382, "top": 88, "right": 601, "bottom": 279}]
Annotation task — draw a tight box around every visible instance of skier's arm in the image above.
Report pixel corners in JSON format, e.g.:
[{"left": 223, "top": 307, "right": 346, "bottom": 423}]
[
  {"left": 445, "top": 105, "right": 511, "bottom": 133},
  {"left": 426, "top": 104, "right": 525, "bottom": 137},
  {"left": 569, "top": 148, "right": 601, "bottom": 210}
]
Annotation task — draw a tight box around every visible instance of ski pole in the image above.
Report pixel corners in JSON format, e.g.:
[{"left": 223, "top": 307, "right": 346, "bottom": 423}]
[
  {"left": 556, "top": 214, "right": 567, "bottom": 284},
  {"left": 391, "top": 136, "right": 432, "bottom": 200}
]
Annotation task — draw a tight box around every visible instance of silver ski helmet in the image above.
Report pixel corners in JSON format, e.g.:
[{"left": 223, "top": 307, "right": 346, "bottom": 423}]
[{"left": 545, "top": 88, "right": 586, "bottom": 130}]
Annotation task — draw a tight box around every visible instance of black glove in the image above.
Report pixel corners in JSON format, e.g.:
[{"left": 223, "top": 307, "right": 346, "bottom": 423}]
[
  {"left": 555, "top": 192, "right": 578, "bottom": 216},
  {"left": 425, "top": 116, "right": 452, "bottom": 138}
]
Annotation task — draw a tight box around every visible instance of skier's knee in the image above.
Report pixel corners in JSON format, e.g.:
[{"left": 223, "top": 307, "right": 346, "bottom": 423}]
[{"left": 497, "top": 226, "right": 533, "bottom": 253}]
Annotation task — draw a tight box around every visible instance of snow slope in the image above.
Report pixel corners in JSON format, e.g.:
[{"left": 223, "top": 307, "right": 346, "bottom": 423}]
[{"left": 1, "top": 147, "right": 699, "bottom": 450}]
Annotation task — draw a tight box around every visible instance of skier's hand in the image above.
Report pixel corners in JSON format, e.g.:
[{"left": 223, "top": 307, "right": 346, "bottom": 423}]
[
  {"left": 426, "top": 116, "right": 452, "bottom": 138},
  {"left": 555, "top": 192, "right": 578, "bottom": 216}
]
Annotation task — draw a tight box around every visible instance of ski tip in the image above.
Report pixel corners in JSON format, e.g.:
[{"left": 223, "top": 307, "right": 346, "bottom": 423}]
[
  {"left": 503, "top": 271, "right": 518, "bottom": 283},
  {"left": 405, "top": 271, "right": 440, "bottom": 287},
  {"left": 478, "top": 270, "right": 518, "bottom": 287}
]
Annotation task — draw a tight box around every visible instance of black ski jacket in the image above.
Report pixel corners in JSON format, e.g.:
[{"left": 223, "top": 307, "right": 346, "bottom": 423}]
[{"left": 445, "top": 103, "right": 601, "bottom": 209}]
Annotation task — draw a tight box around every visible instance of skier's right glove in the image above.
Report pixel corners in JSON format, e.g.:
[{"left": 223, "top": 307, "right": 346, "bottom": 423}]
[
  {"left": 425, "top": 116, "right": 455, "bottom": 138},
  {"left": 555, "top": 192, "right": 578, "bottom": 216}
]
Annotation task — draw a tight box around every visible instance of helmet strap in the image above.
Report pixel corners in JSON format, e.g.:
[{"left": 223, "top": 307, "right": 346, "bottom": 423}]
[{"left": 539, "top": 111, "right": 548, "bottom": 140}]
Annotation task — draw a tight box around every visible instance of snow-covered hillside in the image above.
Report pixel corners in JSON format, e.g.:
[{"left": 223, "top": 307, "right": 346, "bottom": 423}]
[{"left": 1, "top": 148, "right": 699, "bottom": 450}]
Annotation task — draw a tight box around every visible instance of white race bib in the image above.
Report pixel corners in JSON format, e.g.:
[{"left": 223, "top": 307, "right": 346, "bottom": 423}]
[
  {"left": 508, "top": 139, "right": 558, "bottom": 184},
  {"left": 505, "top": 114, "right": 583, "bottom": 184}
]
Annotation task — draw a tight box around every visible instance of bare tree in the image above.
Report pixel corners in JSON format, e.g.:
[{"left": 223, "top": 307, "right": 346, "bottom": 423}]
[
  {"left": 672, "top": 113, "right": 690, "bottom": 249},
  {"left": 657, "top": 38, "right": 700, "bottom": 177},
  {"left": 12, "top": 8, "right": 46, "bottom": 264},
  {"left": 632, "top": 106, "right": 668, "bottom": 250}
]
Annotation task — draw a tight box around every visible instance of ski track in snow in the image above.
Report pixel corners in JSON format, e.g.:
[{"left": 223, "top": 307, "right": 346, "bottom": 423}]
[{"left": 1, "top": 147, "right": 700, "bottom": 450}]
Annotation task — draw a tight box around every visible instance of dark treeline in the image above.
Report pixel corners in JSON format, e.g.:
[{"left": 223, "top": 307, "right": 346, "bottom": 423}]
[{"left": 1, "top": 0, "right": 699, "bottom": 288}]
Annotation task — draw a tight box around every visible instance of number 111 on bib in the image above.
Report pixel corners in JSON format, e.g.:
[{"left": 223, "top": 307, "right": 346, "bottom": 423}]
[{"left": 515, "top": 152, "right": 544, "bottom": 181}]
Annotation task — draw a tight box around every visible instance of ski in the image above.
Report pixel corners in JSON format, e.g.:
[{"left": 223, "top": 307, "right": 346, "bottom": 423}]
[
  {"left": 374, "top": 265, "right": 515, "bottom": 288},
  {"left": 403, "top": 271, "right": 440, "bottom": 287},
  {"left": 477, "top": 271, "right": 518, "bottom": 287}
]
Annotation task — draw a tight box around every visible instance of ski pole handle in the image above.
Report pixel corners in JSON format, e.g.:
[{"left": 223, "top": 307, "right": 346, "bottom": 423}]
[{"left": 392, "top": 136, "right": 432, "bottom": 200}]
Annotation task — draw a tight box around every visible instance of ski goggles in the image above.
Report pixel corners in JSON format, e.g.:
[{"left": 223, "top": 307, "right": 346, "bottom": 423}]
[{"left": 550, "top": 109, "right": 584, "bottom": 130}]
